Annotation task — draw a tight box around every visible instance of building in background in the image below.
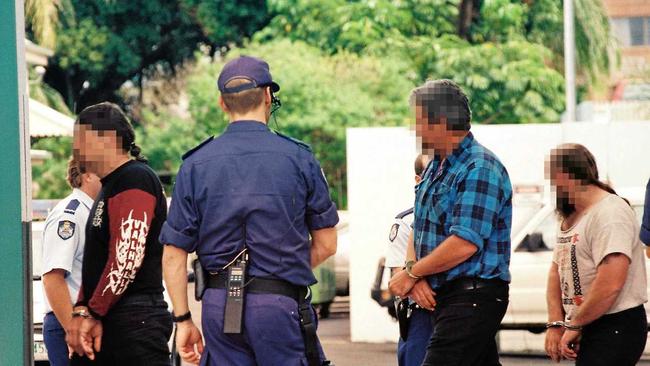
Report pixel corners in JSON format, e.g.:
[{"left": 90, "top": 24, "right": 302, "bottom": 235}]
[{"left": 604, "top": 0, "right": 650, "bottom": 100}]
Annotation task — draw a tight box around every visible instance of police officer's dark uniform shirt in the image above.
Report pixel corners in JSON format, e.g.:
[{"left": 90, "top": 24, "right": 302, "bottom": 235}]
[
  {"left": 160, "top": 120, "right": 339, "bottom": 286},
  {"left": 77, "top": 160, "right": 167, "bottom": 318}
]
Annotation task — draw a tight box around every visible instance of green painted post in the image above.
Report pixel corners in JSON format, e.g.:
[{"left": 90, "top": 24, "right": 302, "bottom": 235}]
[{"left": 0, "top": 0, "right": 33, "bottom": 365}]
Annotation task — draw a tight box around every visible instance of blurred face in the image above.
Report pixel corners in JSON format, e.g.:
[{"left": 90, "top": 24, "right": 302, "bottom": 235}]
[
  {"left": 546, "top": 161, "right": 585, "bottom": 211},
  {"left": 73, "top": 124, "right": 120, "bottom": 175},
  {"left": 414, "top": 106, "right": 449, "bottom": 151}
]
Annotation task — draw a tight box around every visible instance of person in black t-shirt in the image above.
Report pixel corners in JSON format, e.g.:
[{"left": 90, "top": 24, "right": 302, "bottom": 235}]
[{"left": 66, "top": 102, "right": 172, "bottom": 365}]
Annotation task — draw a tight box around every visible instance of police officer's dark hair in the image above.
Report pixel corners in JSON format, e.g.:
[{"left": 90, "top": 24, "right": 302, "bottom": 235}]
[
  {"left": 221, "top": 78, "right": 266, "bottom": 115},
  {"left": 409, "top": 79, "right": 472, "bottom": 131},
  {"left": 76, "top": 102, "right": 148, "bottom": 163},
  {"left": 67, "top": 158, "right": 86, "bottom": 189},
  {"left": 414, "top": 154, "right": 427, "bottom": 176}
]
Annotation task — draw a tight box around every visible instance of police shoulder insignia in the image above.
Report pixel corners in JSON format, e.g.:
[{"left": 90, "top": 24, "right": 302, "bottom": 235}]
[
  {"left": 57, "top": 220, "right": 76, "bottom": 240},
  {"left": 389, "top": 223, "right": 400, "bottom": 242},
  {"left": 182, "top": 136, "right": 214, "bottom": 160},
  {"left": 274, "top": 131, "right": 312, "bottom": 151},
  {"left": 63, "top": 199, "right": 80, "bottom": 215}
]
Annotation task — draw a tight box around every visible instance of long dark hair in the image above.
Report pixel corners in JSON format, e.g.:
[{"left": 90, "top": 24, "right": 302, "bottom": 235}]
[
  {"left": 76, "top": 102, "right": 147, "bottom": 163},
  {"left": 549, "top": 143, "right": 625, "bottom": 218}
]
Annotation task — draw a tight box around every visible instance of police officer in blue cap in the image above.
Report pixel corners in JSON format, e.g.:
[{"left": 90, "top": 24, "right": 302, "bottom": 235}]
[{"left": 160, "top": 55, "right": 339, "bottom": 366}]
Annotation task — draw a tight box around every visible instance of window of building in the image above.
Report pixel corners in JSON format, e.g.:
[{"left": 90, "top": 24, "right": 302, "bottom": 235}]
[{"left": 611, "top": 17, "right": 650, "bottom": 47}]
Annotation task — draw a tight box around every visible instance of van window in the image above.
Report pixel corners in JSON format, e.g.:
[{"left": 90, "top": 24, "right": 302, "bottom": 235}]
[{"left": 515, "top": 211, "right": 558, "bottom": 252}]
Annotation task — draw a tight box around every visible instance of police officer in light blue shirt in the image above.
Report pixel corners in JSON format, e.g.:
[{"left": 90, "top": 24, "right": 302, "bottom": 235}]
[
  {"left": 385, "top": 154, "right": 433, "bottom": 366},
  {"left": 41, "top": 160, "right": 101, "bottom": 366},
  {"left": 160, "top": 56, "right": 339, "bottom": 366}
]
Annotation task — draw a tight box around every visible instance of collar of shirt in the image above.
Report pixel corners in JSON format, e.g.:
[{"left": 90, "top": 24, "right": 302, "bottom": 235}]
[
  {"left": 442, "top": 132, "right": 475, "bottom": 169},
  {"left": 225, "top": 120, "right": 270, "bottom": 133},
  {"left": 72, "top": 188, "right": 94, "bottom": 210}
]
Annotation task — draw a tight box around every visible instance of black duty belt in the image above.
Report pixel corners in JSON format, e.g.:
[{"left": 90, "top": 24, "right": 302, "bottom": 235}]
[
  {"left": 439, "top": 277, "right": 507, "bottom": 293},
  {"left": 207, "top": 273, "right": 327, "bottom": 366},
  {"left": 208, "top": 273, "right": 303, "bottom": 302}
]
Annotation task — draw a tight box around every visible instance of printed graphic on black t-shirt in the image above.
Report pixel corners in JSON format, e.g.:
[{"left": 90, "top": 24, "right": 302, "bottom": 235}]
[{"left": 78, "top": 160, "right": 167, "bottom": 318}]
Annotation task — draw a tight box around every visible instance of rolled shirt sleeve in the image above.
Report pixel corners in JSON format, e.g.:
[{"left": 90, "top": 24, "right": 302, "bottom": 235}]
[
  {"left": 641, "top": 179, "right": 650, "bottom": 245},
  {"left": 449, "top": 166, "right": 503, "bottom": 252},
  {"left": 159, "top": 163, "right": 200, "bottom": 252},
  {"left": 305, "top": 154, "right": 339, "bottom": 230}
]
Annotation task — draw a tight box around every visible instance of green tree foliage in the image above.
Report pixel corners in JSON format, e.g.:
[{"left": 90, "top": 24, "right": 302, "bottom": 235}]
[
  {"left": 260, "top": 0, "right": 616, "bottom": 121},
  {"left": 180, "top": 39, "right": 416, "bottom": 207},
  {"left": 372, "top": 36, "right": 565, "bottom": 123},
  {"left": 31, "top": 137, "right": 72, "bottom": 199},
  {"left": 44, "top": 0, "right": 271, "bottom": 112}
]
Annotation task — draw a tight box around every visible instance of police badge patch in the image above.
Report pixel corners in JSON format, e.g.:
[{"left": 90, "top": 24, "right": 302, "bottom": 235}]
[
  {"left": 389, "top": 223, "right": 399, "bottom": 242},
  {"left": 57, "top": 220, "right": 76, "bottom": 240}
]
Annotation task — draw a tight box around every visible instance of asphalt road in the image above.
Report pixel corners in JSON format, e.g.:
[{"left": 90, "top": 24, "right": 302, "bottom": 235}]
[
  {"left": 185, "top": 292, "right": 650, "bottom": 366},
  {"left": 317, "top": 309, "right": 650, "bottom": 366}
]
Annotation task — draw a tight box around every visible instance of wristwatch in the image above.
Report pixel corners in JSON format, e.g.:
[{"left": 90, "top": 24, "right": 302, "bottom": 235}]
[{"left": 405, "top": 260, "right": 422, "bottom": 280}]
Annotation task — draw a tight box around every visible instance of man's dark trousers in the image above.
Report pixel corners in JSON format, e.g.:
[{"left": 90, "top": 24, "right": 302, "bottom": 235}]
[{"left": 422, "top": 278, "right": 509, "bottom": 366}]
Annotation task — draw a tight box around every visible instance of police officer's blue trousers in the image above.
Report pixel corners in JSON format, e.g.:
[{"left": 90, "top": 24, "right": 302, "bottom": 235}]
[
  {"left": 397, "top": 308, "right": 433, "bottom": 366},
  {"left": 200, "top": 288, "right": 325, "bottom": 366},
  {"left": 43, "top": 312, "right": 69, "bottom": 366}
]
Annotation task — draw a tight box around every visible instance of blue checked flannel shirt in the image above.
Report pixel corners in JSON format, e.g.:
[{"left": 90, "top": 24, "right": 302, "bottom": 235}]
[{"left": 414, "top": 132, "right": 512, "bottom": 290}]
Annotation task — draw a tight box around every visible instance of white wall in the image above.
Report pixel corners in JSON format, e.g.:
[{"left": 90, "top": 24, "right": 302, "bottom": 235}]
[{"left": 347, "top": 121, "right": 650, "bottom": 343}]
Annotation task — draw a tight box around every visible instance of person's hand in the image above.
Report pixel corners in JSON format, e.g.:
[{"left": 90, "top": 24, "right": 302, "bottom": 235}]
[
  {"left": 66, "top": 307, "right": 87, "bottom": 357},
  {"left": 406, "top": 280, "right": 436, "bottom": 311},
  {"left": 389, "top": 269, "right": 417, "bottom": 297},
  {"left": 544, "top": 327, "right": 565, "bottom": 363},
  {"left": 559, "top": 328, "right": 581, "bottom": 360},
  {"left": 176, "top": 320, "right": 204, "bottom": 365},
  {"left": 79, "top": 317, "right": 103, "bottom": 360}
]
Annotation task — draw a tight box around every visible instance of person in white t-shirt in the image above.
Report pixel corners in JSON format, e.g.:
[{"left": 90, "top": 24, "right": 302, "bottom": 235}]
[
  {"left": 42, "top": 159, "right": 101, "bottom": 366},
  {"left": 544, "top": 143, "right": 647, "bottom": 365}
]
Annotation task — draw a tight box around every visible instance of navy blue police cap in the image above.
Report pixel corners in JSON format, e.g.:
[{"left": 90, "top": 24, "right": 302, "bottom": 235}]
[{"left": 217, "top": 56, "right": 280, "bottom": 94}]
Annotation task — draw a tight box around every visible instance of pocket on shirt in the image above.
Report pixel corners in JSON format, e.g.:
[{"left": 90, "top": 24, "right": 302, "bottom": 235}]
[{"left": 427, "top": 184, "right": 451, "bottom": 225}]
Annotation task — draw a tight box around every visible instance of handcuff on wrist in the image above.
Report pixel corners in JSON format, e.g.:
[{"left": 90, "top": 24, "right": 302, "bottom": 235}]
[
  {"left": 404, "top": 260, "right": 422, "bottom": 280},
  {"left": 544, "top": 320, "right": 582, "bottom": 331},
  {"left": 563, "top": 322, "right": 583, "bottom": 331},
  {"left": 545, "top": 320, "right": 565, "bottom": 329},
  {"left": 71, "top": 309, "right": 92, "bottom": 319}
]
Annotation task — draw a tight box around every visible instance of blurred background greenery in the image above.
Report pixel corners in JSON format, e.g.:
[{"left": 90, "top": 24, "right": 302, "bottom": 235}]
[{"left": 26, "top": 0, "right": 617, "bottom": 208}]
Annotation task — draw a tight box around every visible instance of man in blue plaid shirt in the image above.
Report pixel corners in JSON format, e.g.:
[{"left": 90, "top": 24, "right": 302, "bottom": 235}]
[{"left": 390, "top": 79, "right": 512, "bottom": 366}]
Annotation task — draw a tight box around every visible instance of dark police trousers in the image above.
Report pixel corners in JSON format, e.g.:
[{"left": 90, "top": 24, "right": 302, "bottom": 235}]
[
  {"left": 71, "top": 293, "right": 173, "bottom": 366},
  {"left": 575, "top": 304, "right": 647, "bottom": 366},
  {"left": 422, "top": 278, "right": 508, "bottom": 366},
  {"left": 43, "top": 312, "right": 70, "bottom": 366}
]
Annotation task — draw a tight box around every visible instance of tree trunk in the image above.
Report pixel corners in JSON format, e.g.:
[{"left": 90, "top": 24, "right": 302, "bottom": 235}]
[{"left": 458, "top": 0, "right": 481, "bottom": 41}]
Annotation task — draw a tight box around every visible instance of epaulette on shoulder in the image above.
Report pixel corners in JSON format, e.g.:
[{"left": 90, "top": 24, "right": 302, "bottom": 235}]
[
  {"left": 395, "top": 207, "right": 414, "bottom": 219},
  {"left": 64, "top": 199, "right": 80, "bottom": 215},
  {"left": 182, "top": 136, "right": 214, "bottom": 160},
  {"left": 274, "top": 131, "right": 312, "bottom": 151}
]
